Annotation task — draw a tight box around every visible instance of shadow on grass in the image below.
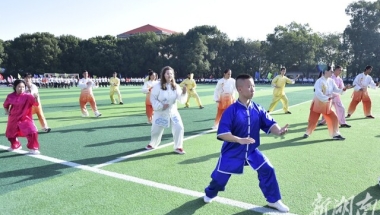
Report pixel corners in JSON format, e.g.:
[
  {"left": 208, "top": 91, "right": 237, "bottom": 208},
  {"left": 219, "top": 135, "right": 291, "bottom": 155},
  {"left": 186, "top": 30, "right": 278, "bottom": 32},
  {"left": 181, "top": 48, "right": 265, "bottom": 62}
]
[
  {"left": 324, "top": 185, "right": 380, "bottom": 214},
  {"left": 165, "top": 198, "right": 206, "bottom": 215},
  {"left": 123, "top": 151, "right": 176, "bottom": 163},
  {"left": 260, "top": 136, "right": 339, "bottom": 151},
  {"left": 193, "top": 118, "right": 215, "bottom": 122},
  {"left": 42, "top": 116, "right": 84, "bottom": 120},
  {"left": 44, "top": 104, "right": 78, "bottom": 109},
  {"left": 97, "top": 104, "right": 145, "bottom": 109},
  {"left": 345, "top": 117, "right": 375, "bottom": 122},
  {"left": 178, "top": 153, "right": 219, "bottom": 165},
  {"left": 0, "top": 150, "right": 136, "bottom": 188},
  {"left": 84, "top": 128, "right": 210, "bottom": 148},
  {"left": 179, "top": 136, "right": 336, "bottom": 165},
  {"left": 52, "top": 123, "right": 148, "bottom": 134},
  {"left": 231, "top": 207, "right": 278, "bottom": 215},
  {"left": 0, "top": 153, "right": 24, "bottom": 158}
]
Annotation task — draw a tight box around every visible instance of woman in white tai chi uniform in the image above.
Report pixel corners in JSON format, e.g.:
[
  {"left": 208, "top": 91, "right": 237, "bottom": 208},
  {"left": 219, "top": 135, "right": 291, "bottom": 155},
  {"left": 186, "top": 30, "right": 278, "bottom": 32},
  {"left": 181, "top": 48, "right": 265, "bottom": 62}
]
[{"left": 145, "top": 66, "right": 188, "bottom": 154}]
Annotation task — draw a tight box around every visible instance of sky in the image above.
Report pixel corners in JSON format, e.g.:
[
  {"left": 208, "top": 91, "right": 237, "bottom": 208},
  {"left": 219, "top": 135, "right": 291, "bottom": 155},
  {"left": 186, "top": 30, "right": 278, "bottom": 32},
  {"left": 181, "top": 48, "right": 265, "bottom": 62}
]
[{"left": 0, "top": 0, "right": 373, "bottom": 41}]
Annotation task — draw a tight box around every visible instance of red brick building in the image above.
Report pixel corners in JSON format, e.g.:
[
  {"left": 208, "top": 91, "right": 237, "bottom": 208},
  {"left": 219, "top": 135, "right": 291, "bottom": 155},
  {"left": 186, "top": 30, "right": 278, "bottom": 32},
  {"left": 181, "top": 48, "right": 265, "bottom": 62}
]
[{"left": 117, "top": 24, "right": 177, "bottom": 39}]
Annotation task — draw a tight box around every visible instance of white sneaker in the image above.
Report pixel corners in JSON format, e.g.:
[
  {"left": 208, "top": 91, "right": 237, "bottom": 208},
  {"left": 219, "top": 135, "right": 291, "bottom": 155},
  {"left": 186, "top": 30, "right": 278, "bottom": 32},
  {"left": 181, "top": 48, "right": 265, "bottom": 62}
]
[
  {"left": 8, "top": 146, "right": 22, "bottom": 151},
  {"left": 211, "top": 125, "right": 218, "bottom": 130},
  {"left": 82, "top": 113, "right": 89, "bottom": 117},
  {"left": 203, "top": 196, "right": 214, "bottom": 203},
  {"left": 145, "top": 145, "right": 154, "bottom": 150},
  {"left": 174, "top": 148, "right": 186, "bottom": 154},
  {"left": 95, "top": 112, "right": 102, "bottom": 117},
  {"left": 267, "top": 200, "right": 289, "bottom": 212},
  {"left": 29, "top": 149, "right": 41, "bottom": 155}
]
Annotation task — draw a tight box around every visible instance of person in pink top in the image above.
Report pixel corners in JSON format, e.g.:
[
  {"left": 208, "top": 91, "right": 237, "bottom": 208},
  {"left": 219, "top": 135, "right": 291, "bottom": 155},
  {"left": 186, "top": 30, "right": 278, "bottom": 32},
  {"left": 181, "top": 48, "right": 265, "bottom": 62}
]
[
  {"left": 318, "top": 66, "right": 351, "bottom": 128},
  {"left": 3, "top": 79, "right": 41, "bottom": 154}
]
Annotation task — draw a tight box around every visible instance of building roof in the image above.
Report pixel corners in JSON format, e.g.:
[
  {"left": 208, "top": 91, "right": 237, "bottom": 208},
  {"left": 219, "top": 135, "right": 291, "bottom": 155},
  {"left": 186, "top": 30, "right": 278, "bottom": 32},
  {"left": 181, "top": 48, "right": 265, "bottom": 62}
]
[{"left": 117, "top": 24, "right": 177, "bottom": 38}]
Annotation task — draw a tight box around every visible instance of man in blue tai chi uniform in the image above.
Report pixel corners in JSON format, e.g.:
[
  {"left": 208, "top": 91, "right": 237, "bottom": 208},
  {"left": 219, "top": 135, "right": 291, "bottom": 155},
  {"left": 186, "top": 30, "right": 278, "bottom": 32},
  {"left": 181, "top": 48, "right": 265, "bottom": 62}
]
[{"left": 203, "top": 74, "right": 290, "bottom": 213}]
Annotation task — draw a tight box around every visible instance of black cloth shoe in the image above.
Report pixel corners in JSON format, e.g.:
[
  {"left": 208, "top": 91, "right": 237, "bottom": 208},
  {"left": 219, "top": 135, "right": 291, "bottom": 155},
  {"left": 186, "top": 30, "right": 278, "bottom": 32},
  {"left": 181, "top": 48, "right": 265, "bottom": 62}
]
[
  {"left": 333, "top": 135, "right": 345, "bottom": 140},
  {"left": 199, "top": 106, "right": 204, "bottom": 109},
  {"left": 285, "top": 111, "right": 292, "bottom": 114},
  {"left": 303, "top": 134, "right": 309, "bottom": 138},
  {"left": 43, "top": 128, "right": 51, "bottom": 133},
  {"left": 119, "top": 102, "right": 123, "bottom": 105},
  {"left": 345, "top": 114, "right": 351, "bottom": 118},
  {"left": 340, "top": 124, "right": 351, "bottom": 128},
  {"left": 366, "top": 115, "right": 375, "bottom": 119},
  {"left": 317, "top": 123, "right": 325, "bottom": 126}
]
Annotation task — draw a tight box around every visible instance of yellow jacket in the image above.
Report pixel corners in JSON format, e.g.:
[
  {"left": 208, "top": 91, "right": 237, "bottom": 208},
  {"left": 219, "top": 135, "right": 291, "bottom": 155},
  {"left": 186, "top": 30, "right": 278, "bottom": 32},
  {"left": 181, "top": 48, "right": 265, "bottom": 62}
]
[
  {"left": 110, "top": 77, "right": 120, "bottom": 89},
  {"left": 271, "top": 75, "right": 294, "bottom": 96},
  {"left": 180, "top": 78, "right": 196, "bottom": 92}
]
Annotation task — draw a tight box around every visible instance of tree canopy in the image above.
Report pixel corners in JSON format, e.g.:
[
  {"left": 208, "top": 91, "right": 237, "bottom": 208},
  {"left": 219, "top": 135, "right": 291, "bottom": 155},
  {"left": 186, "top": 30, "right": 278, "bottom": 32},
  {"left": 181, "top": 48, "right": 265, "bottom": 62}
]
[{"left": 1, "top": 0, "right": 379, "bottom": 79}]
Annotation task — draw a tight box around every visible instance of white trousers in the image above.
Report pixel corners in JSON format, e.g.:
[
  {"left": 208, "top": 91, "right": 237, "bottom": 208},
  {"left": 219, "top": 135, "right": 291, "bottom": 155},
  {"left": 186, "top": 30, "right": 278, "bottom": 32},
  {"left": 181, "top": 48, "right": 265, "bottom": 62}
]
[{"left": 149, "top": 117, "right": 184, "bottom": 149}]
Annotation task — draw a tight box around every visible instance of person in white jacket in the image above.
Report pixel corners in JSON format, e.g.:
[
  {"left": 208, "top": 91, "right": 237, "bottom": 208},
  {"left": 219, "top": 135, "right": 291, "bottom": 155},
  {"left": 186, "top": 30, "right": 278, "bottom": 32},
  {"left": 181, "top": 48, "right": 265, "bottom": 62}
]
[
  {"left": 212, "top": 69, "right": 237, "bottom": 129},
  {"left": 77, "top": 70, "right": 102, "bottom": 117},
  {"left": 142, "top": 70, "right": 158, "bottom": 124},
  {"left": 346, "top": 65, "right": 378, "bottom": 119},
  {"left": 303, "top": 66, "right": 346, "bottom": 140},
  {"left": 24, "top": 73, "right": 51, "bottom": 132},
  {"left": 145, "top": 66, "right": 187, "bottom": 154}
]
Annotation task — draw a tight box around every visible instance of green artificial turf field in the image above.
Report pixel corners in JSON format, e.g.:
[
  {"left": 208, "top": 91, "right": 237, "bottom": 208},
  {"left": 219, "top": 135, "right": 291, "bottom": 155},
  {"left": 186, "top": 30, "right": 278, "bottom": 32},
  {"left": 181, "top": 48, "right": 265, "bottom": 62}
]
[{"left": 0, "top": 84, "right": 379, "bottom": 215}]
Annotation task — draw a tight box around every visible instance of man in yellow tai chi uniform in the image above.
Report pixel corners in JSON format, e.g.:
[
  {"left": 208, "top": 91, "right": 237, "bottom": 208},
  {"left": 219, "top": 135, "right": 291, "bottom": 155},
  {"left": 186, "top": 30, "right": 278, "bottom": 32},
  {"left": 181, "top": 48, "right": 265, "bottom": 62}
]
[
  {"left": 267, "top": 68, "right": 298, "bottom": 114},
  {"left": 110, "top": 72, "right": 123, "bottom": 104},
  {"left": 180, "top": 73, "right": 204, "bottom": 109}
]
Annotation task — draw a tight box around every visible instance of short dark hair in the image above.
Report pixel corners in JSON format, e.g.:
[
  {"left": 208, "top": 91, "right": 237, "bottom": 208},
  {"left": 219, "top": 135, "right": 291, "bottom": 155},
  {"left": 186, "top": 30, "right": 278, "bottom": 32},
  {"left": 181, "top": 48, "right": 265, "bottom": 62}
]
[
  {"left": 280, "top": 67, "right": 286, "bottom": 71},
  {"left": 334, "top": 65, "right": 342, "bottom": 71},
  {"left": 223, "top": 69, "right": 231, "bottom": 74},
  {"left": 235, "top": 74, "right": 252, "bottom": 88},
  {"left": 365, "top": 65, "right": 373, "bottom": 71},
  {"left": 23, "top": 73, "right": 32, "bottom": 78}
]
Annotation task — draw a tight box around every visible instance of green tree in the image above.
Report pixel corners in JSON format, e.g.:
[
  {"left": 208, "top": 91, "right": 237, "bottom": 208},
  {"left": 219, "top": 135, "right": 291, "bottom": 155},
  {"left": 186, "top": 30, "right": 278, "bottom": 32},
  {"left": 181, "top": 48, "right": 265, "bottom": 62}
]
[
  {"left": 182, "top": 25, "right": 232, "bottom": 78},
  {"left": 117, "top": 32, "right": 162, "bottom": 77},
  {"left": 79, "top": 35, "right": 121, "bottom": 77},
  {"left": 160, "top": 33, "right": 187, "bottom": 76},
  {"left": 0, "top": 39, "right": 5, "bottom": 66},
  {"left": 183, "top": 27, "right": 211, "bottom": 77},
  {"left": 5, "top": 32, "right": 61, "bottom": 75},
  {"left": 264, "top": 22, "right": 323, "bottom": 77},
  {"left": 225, "top": 38, "right": 261, "bottom": 76},
  {"left": 57, "top": 35, "right": 82, "bottom": 74},
  {"left": 344, "top": 0, "right": 380, "bottom": 77}
]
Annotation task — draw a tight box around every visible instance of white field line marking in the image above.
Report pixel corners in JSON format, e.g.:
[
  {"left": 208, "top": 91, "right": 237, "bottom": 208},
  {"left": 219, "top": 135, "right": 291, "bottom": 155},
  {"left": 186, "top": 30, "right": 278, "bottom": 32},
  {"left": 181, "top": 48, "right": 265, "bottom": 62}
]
[
  {"left": 0, "top": 145, "right": 297, "bottom": 215},
  {"left": 93, "top": 128, "right": 217, "bottom": 168},
  {"left": 94, "top": 99, "right": 312, "bottom": 168}
]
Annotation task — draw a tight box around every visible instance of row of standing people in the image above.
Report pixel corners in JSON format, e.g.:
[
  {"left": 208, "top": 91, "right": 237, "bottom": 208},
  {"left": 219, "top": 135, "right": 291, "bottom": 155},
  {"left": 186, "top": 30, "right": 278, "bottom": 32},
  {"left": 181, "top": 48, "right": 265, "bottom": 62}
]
[
  {"left": 2, "top": 70, "right": 124, "bottom": 154},
  {"left": 266, "top": 65, "right": 377, "bottom": 140},
  {"left": 4, "top": 65, "right": 377, "bottom": 213}
]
